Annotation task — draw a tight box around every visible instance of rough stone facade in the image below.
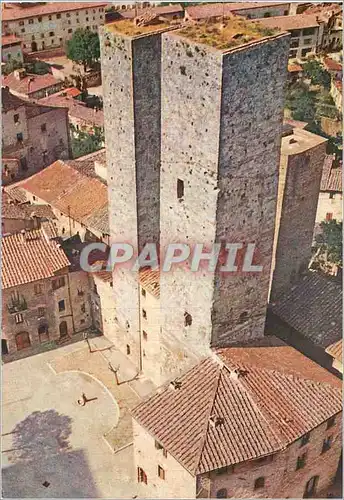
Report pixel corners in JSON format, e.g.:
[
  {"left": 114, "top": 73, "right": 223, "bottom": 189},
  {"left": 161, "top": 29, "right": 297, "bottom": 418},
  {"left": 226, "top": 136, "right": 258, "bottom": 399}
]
[
  {"left": 100, "top": 27, "right": 163, "bottom": 370},
  {"left": 270, "top": 129, "right": 327, "bottom": 301},
  {"left": 133, "top": 414, "right": 342, "bottom": 499},
  {"left": 2, "top": 94, "right": 70, "bottom": 184},
  {"left": 160, "top": 32, "right": 290, "bottom": 361}
]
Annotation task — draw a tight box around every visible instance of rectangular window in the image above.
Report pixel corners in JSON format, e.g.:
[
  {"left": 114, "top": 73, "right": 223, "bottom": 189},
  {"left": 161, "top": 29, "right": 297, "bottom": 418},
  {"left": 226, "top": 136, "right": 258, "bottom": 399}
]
[
  {"left": 41, "top": 123, "right": 47, "bottom": 132},
  {"left": 17, "top": 132, "right": 23, "bottom": 142},
  {"left": 58, "top": 300, "right": 65, "bottom": 312},
  {"left": 300, "top": 432, "right": 310, "bottom": 447},
  {"left": 142, "top": 309, "right": 147, "bottom": 320},
  {"left": 66, "top": 13, "right": 71, "bottom": 18},
  {"left": 290, "top": 39, "right": 299, "bottom": 48},
  {"left": 177, "top": 179, "right": 184, "bottom": 199},
  {"left": 34, "top": 283, "right": 43, "bottom": 295},
  {"left": 303, "top": 38, "right": 312, "bottom": 45},
  {"left": 303, "top": 27, "right": 315, "bottom": 36},
  {"left": 327, "top": 416, "right": 335, "bottom": 429},
  {"left": 48, "top": 15, "right": 52, "bottom": 20},
  {"left": 49, "top": 31, "right": 54, "bottom": 37},
  {"left": 326, "top": 212, "right": 333, "bottom": 221},
  {"left": 15, "top": 313, "right": 24, "bottom": 324},
  {"left": 296, "top": 453, "right": 306, "bottom": 470},
  {"left": 29, "top": 18, "right": 34, "bottom": 24},
  {"left": 19, "top": 20, "right": 25, "bottom": 26},
  {"left": 38, "top": 307, "right": 45, "bottom": 318},
  {"left": 301, "top": 48, "right": 310, "bottom": 57},
  {"left": 322, "top": 436, "right": 333, "bottom": 454},
  {"left": 289, "top": 49, "right": 297, "bottom": 58},
  {"left": 141, "top": 288, "right": 146, "bottom": 298},
  {"left": 14, "top": 114, "right": 20, "bottom": 123},
  {"left": 143, "top": 331, "right": 148, "bottom": 341},
  {"left": 41, "top": 33, "right": 45, "bottom": 39},
  {"left": 52, "top": 277, "right": 65, "bottom": 290},
  {"left": 21, "top": 28, "right": 25, "bottom": 33},
  {"left": 68, "top": 28, "right": 73, "bottom": 34},
  {"left": 137, "top": 467, "right": 147, "bottom": 484},
  {"left": 57, "top": 13, "right": 61, "bottom": 19},
  {"left": 38, "top": 16, "right": 42, "bottom": 22},
  {"left": 158, "top": 465, "right": 165, "bottom": 480}
]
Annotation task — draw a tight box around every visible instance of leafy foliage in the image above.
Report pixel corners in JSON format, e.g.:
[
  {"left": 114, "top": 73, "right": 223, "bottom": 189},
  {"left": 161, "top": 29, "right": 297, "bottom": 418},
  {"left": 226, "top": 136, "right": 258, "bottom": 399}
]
[
  {"left": 303, "top": 60, "right": 331, "bottom": 89},
  {"left": 286, "top": 82, "right": 316, "bottom": 122},
  {"left": 314, "top": 220, "right": 342, "bottom": 268},
  {"left": 66, "top": 29, "right": 100, "bottom": 72},
  {"left": 70, "top": 125, "right": 104, "bottom": 159},
  {"left": 2, "top": 58, "right": 23, "bottom": 75}
]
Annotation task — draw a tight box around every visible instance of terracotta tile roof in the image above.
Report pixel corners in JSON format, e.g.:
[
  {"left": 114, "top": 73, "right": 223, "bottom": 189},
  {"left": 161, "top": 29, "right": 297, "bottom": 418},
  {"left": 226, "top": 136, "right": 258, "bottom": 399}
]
[
  {"left": 255, "top": 14, "right": 319, "bottom": 31},
  {"left": 23, "top": 204, "right": 56, "bottom": 220},
  {"left": 326, "top": 340, "right": 342, "bottom": 363},
  {"left": 288, "top": 63, "right": 302, "bottom": 73},
  {"left": 40, "top": 93, "right": 104, "bottom": 127},
  {"left": 139, "top": 268, "right": 160, "bottom": 298},
  {"left": 3, "top": 72, "right": 63, "bottom": 97},
  {"left": 1, "top": 228, "right": 70, "bottom": 289},
  {"left": 186, "top": 3, "right": 289, "bottom": 20},
  {"left": 2, "top": 35, "right": 22, "bottom": 47},
  {"left": 284, "top": 118, "right": 308, "bottom": 129},
  {"left": 62, "top": 87, "right": 82, "bottom": 98},
  {"left": 4, "top": 185, "right": 28, "bottom": 204},
  {"left": 2, "top": 2, "right": 108, "bottom": 22},
  {"left": 20, "top": 159, "right": 109, "bottom": 235},
  {"left": 68, "top": 149, "right": 106, "bottom": 181},
  {"left": 320, "top": 155, "right": 342, "bottom": 193},
  {"left": 1, "top": 87, "right": 26, "bottom": 112},
  {"left": 271, "top": 272, "right": 342, "bottom": 350},
  {"left": 2, "top": 200, "right": 31, "bottom": 220},
  {"left": 41, "top": 220, "right": 59, "bottom": 240},
  {"left": 324, "top": 58, "right": 342, "bottom": 72},
  {"left": 132, "top": 341, "right": 341, "bottom": 474}
]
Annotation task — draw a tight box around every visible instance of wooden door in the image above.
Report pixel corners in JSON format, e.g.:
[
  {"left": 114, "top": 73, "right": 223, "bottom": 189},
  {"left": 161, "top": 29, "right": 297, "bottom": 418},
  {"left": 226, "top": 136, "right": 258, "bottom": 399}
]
[{"left": 15, "top": 332, "right": 31, "bottom": 351}]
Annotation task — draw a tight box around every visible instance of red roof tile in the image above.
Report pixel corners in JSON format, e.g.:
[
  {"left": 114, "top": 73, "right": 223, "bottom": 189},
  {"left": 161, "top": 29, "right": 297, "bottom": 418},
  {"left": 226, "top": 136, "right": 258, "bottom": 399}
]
[
  {"left": 324, "top": 58, "right": 342, "bottom": 72},
  {"left": 3, "top": 72, "right": 63, "bottom": 97},
  {"left": 40, "top": 93, "right": 104, "bottom": 127},
  {"left": 288, "top": 63, "right": 302, "bottom": 73},
  {"left": 139, "top": 268, "right": 160, "bottom": 298},
  {"left": 132, "top": 341, "right": 341, "bottom": 474},
  {"left": 2, "top": 227, "right": 70, "bottom": 289},
  {"left": 2, "top": 35, "right": 22, "bottom": 47},
  {"left": 320, "top": 155, "right": 342, "bottom": 193},
  {"left": 255, "top": 14, "right": 319, "bottom": 31},
  {"left": 2, "top": 2, "right": 108, "bottom": 22}
]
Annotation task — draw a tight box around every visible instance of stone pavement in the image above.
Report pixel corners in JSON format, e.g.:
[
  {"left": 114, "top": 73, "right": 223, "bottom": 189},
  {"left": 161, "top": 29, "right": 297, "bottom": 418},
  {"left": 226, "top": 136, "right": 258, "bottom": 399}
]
[{"left": 2, "top": 338, "right": 154, "bottom": 498}]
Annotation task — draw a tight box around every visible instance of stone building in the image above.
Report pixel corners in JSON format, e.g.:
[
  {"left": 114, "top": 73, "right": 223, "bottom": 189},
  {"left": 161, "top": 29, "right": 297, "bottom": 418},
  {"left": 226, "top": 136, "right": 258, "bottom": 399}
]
[
  {"left": 256, "top": 14, "right": 321, "bottom": 59},
  {"left": 270, "top": 126, "right": 327, "bottom": 301},
  {"left": 315, "top": 155, "right": 342, "bottom": 227},
  {"left": 1, "top": 2, "right": 107, "bottom": 53},
  {"left": 101, "top": 15, "right": 290, "bottom": 381},
  {"left": 1, "top": 226, "right": 92, "bottom": 356},
  {"left": 6, "top": 156, "right": 110, "bottom": 244},
  {"left": 132, "top": 337, "right": 342, "bottom": 499},
  {"left": 184, "top": 2, "right": 292, "bottom": 22},
  {"left": 1, "top": 34, "right": 23, "bottom": 63},
  {"left": 3, "top": 68, "right": 64, "bottom": 100},
  {"left": 2, "top": 87, "right": 70, "bottom": 184}
]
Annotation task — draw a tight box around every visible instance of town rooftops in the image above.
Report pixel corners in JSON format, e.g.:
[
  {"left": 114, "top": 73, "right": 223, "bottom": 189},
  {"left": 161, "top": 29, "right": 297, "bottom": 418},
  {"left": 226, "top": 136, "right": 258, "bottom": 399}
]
[
  {"left": 2, "top": 35, "right": 22, "bottom": 47},
  {"left": 120, "top": 3, "right": 184, "bottom": 19},
  {"left": 2, "top": 2, "right": 108, "bottom": 22},
  {"left": 2, "top": 227, "right": 70, "bottom": 289},
  {"left": 19, "top": 159, "right": 109, "bottom": 235},
  {"left": 132, "top": 336, "right": 341, "bottom": 475},
  {"left": 174, "top": 16, "right": 281, "bottom": 51},
  {"left": 40, "top": 92, "right": 104, "bottom": 128},
  {"left": 255, "top": 14, "right": 319, "bottom": 31},
  {"left": 3, "top": 71, "right": 62, "bottom": 97},
  {"left": 185, "top": 3, "right": 290, "bottom": 21},
  {"left": 271, "top": 272, "right": 342, "bottom": 350},
  {"left": 320, "top": 155, "right": 342, "bottom": 193},
  {"left": 1, "top": 86, "right": 69, "bottom": 119}
]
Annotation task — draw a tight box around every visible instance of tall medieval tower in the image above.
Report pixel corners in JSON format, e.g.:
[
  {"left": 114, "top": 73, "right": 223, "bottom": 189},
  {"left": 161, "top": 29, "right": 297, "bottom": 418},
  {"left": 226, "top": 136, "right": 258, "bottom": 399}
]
[{"left": 101, "top": 18, "right": 290, "bottom": 381}]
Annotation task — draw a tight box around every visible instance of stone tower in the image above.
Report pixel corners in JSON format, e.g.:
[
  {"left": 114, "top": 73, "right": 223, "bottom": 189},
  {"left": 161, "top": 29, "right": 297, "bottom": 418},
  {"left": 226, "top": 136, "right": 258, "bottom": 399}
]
[
  {"left": 270, "top": 126, "right": 327, "bottom": 301},
  {"left": 159, "top": 24, "right": 290, "bottom": 359},
  {"left": 100, "top": 21, "right": 168, "bottom": 367}
]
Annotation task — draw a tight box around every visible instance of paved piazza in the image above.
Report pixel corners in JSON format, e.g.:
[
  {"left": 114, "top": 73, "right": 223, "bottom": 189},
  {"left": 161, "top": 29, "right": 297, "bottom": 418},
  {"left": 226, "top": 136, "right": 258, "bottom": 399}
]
[{"left": 1, "top": 338, "right": 150, "bottom": 498}]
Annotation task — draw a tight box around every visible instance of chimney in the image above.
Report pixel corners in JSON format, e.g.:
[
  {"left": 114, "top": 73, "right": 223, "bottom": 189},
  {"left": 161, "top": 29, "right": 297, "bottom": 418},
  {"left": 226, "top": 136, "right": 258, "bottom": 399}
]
[
  {"left": 20, "top": 229, "right": 26, "bottom": 243},
  {"left": 229, "top": 368, "right": 243, "bottom": 381},
  {"left": 14, "top": 68, "right": 26, "bottom": 80},
  {"left": 209, "top": 415, "right": 224, "bottom": 428}
]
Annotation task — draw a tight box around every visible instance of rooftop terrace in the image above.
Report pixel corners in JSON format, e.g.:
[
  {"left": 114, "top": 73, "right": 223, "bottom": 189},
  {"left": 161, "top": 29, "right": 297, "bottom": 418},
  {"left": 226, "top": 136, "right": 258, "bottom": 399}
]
[{"left": 176, "top": 17, "right": 280, "bottom": 51}]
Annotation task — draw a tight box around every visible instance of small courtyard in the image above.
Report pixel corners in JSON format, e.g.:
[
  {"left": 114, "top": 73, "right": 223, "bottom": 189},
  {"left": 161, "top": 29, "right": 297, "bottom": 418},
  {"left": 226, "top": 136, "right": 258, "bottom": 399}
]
[{"left": 2, "top": 337, "right": 155, "bottom": 498}]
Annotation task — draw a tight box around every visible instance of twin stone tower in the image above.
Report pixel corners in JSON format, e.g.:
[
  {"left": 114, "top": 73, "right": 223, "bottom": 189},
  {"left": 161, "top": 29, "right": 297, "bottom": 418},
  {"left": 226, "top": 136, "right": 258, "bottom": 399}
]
[{"left": 100, "top": 18, "right": 290, "bottom": 384}]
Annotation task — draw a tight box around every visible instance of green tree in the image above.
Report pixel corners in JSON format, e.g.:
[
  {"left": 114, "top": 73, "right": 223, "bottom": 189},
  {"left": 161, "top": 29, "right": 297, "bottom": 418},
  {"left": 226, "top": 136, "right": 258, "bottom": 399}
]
[
  {"left": 303, "top": 60, "right": 331, "bottom": 89},
  {"left": 66, "top": 29, "right": 100, "bottom": 72},
  {"left": 2, "top": 58, "right": 23, "bottom": 75},
  {"left": 71, "top": 125, "right": 104, "bottom": 159},
  {"left": 314, "top": 220, "right": 342, "bottom": 269},
  {"left": 286, "top": 83, "right": 316, "bottom": 122}
]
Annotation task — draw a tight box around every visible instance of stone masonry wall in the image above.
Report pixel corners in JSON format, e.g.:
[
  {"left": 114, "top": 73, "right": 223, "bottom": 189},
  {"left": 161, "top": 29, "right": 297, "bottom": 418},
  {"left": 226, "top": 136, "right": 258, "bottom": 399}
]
[
  {"left": 271, "top": 138, "right": 327, "bottom": 301},
  {"left": 212, "top": 35, "right": 290, "bottom": 346},
  {"left": 101, "top": 27, "right": 163, "bottom": 370}
]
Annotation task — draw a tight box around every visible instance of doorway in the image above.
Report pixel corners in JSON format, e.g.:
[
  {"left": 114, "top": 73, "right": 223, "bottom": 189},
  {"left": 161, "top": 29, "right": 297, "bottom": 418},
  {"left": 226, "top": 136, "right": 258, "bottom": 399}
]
[
  {"left": 31, "top": 41, "right": 37, "bottom": 52},
  {"left": 304, "top": 476, "right": 319, "bottom": 498},
  {"left": 2, "top": 339, "right": 9, "bottom": 355},
  {"left": 15, "top": 332, "right": 31, "bottom": 351},
  {"left": 38, "top": 325, "right": 49, "bottom": 343},
  {"left": 59, "top": 321, "right": 68, "bottom": 338}
]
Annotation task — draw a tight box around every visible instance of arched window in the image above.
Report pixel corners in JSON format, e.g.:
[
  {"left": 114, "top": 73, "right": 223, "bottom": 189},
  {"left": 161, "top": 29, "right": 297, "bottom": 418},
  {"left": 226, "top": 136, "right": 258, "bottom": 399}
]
[
  {"left": 216, "top": 489, "right": 227, "bottom": 498},
  {"left": 254, "top": 477, "right": 265, "bottom": 489}
]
